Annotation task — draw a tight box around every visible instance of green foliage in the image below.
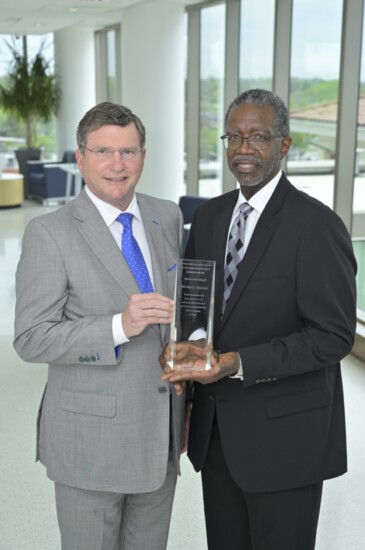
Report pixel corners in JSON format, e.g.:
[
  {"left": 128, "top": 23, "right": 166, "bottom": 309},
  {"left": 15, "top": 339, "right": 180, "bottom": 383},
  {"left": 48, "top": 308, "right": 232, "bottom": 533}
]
[
  {"left": 199, "top": 126, "right": 219, "bottom": 161},
  {"left": 107, "top": 76, "right": 117, "bottom": 102},
  {"left": 290, "top": 78, "right": 339, "bottom": 110},
  {"left": 239, "top": 77, "right": 340, "bottom": 110},
  {"left": 0, "top": 97, "right": 23, "bottom": 137},
  {"left": 200, "top": 76, "right": 223, "bottom": 115},
  {"left": 239, "top": 78, "right": 273, "bottom": 93},
  {"left": 290, "top": 131, "right": 316, "bottom": 154},
  {"left": 0, "top": 38, "right": 61, "bottom": 148},
  {"left": 197, "top": 76, "right": 349, "bottom": 160}
]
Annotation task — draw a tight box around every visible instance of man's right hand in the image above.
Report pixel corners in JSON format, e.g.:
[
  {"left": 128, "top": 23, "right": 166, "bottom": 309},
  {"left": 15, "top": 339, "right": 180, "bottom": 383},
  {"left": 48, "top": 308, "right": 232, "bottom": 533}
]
[
  {"left": 122, "top": 293, "right": 174, "bottom": 338},
  {"left": 161, "top": 341, "right": 239, "bottom": 385}
]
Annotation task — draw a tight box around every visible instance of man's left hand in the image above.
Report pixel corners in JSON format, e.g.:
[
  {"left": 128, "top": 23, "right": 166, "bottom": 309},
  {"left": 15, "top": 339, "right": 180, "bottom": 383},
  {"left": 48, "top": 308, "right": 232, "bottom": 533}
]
[{"left": 161, "top": 350, "right": 241, "bottom": 385}]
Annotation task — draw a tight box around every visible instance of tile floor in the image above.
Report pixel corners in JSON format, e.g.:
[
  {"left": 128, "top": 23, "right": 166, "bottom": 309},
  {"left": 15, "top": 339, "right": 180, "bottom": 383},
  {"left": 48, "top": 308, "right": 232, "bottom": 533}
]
[{"left": 0, "top": 200, "right": 364, "bottom": 549}]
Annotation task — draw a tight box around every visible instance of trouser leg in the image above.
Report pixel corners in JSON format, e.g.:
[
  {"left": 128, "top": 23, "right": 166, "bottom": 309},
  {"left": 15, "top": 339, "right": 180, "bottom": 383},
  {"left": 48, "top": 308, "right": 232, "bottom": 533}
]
[
  {"left": 55, "top": 459, "right": 178, "bottom": 550},
  {"left": 201, "top": 421, "right": 323, "bottom": 550}
]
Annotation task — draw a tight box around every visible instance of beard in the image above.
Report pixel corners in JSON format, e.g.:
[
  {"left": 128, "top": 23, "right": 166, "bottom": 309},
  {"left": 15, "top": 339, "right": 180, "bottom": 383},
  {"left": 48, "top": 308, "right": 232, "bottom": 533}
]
[{"left": 229, "top": 153, "right": 281, "bottom": 188}]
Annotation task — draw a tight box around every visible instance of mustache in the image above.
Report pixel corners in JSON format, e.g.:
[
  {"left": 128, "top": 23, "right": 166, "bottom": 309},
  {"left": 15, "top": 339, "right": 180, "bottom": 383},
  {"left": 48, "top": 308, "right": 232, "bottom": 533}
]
[{"left": 231, "top": 154, "right": 263, "bottom": 167}]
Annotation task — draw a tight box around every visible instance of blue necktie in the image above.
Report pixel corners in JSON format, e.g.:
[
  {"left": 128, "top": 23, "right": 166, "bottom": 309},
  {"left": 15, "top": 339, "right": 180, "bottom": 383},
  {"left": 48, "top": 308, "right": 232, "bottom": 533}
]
[{"left": 116, "top": 213, "right": 154, "bottom": 293}]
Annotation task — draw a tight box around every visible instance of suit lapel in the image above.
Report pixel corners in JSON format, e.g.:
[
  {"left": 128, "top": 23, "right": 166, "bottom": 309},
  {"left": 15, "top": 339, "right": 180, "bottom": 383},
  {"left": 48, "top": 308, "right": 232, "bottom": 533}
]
[
  {"left": 137, "top": 195, "right": 167, "bottom": 298},
  {"left": 210, "top": 191, "right": 239, "bottom": 332},
  {"left": 73, "top": 190, "right": 140, "bottom": 300},
  {"left": 137, "top": 194, "right": 169, "bottom": 342},
  {"left": 72, "top": 191, "right": 174, "bottom": 344},
  {"left": 217, "top": 177, "right": 291, "bottom": 335}
]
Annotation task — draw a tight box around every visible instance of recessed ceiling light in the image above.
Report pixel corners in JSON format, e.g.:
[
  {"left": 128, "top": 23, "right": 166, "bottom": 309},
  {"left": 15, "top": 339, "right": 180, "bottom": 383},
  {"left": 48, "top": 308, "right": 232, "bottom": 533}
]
[
  {"left": 81, "top": 0, "right": 111, "bottom": 3},
  {"left": 62, "top": 0, "right": 111, "bottom": 4}
]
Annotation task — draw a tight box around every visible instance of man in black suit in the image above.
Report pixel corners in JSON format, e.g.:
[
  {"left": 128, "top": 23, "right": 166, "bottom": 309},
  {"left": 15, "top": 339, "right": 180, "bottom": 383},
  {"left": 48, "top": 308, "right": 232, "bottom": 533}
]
[{"left": 162, "top": 89, "right": 357, "bottom": 549}]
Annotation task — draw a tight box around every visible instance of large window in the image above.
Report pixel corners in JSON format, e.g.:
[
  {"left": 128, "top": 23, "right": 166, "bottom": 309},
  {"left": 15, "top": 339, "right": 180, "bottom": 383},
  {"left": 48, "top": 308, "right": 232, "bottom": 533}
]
[
  {"left": 95, "top": 26, "right": 121, "bottom": 103},
  {"left": 0, "top": 34, "right": 54, "bottom": 75},
  {"left": 239, "top": 0, "right": 275, "bottom": 92},
  {"left": 106, "top": 28, "right": 118, "bottom": 101},
  {"left": 288, "top": 0, "right": 343, "bottom": 209},
  {"left": 355, "top": 3, "right": 365, "bottom": 226},
  {"left": 186, "top": 0, "right": 275, "bottom": 197},
  {"left": 199, "top": 3, "right": 226, "bottom": 197},
  {"left": 353, "top": 3, "right": 365, "bottom": 317},
  {"left": 0, "top": 34, "right": 56, "bottom": 161},
  {"left": 185, "top": 0, "right": 365, "bottom": 341}
]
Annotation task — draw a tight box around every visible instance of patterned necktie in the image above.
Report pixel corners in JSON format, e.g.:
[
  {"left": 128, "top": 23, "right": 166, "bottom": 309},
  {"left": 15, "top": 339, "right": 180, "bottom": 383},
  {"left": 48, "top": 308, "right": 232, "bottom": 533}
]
[
  {"left": 116, "top": 213, "right": 154, "bottom": 293},
  {"left": 222, "top": 202, "right": 253, "bottom": 313}
]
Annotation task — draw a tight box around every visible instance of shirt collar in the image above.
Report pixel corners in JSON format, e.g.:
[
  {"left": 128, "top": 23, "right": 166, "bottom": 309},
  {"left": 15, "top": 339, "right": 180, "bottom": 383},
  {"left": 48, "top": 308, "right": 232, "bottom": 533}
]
[
  {"left": 235, "top": 170, "right": 282, "bottom": 214},
  {"left": 85, "top": 186, "right": 142, "bottom": 227}
]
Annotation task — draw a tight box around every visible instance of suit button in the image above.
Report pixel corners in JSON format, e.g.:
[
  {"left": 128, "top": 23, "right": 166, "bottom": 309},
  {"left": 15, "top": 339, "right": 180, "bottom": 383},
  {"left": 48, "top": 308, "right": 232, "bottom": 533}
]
[
  {"left": 79, "top": 356, "right": 85, "bottom": 363},
  {"left": 158, "top": 386, "right": 167, "bottom": 394},
  {"left": 256, "top": 379, "right": 261, "bottom": 384},
  {"left": 91, "top": 355, "right": 96, "bottom": 362},
  {"left": 208, "top": 394, "right": 215, "bottom": 402}
]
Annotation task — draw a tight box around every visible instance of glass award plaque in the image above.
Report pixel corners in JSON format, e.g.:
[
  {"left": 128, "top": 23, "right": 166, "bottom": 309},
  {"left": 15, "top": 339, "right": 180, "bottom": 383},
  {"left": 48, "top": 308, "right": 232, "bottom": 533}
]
[{"left": 169, "top": 259, "right": 216, "bottom": 371}]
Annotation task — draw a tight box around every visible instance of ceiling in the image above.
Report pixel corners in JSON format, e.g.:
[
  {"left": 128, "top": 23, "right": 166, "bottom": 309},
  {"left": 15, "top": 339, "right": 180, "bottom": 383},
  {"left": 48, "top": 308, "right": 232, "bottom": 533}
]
[{"left": 0, "top": 0, "right": 195, "bottom": 36}]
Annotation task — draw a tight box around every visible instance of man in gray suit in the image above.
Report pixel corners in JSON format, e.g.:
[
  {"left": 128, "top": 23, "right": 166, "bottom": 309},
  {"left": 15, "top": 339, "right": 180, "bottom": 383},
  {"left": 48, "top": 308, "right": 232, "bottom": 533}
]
[{"left": 14, "top": 102, "right": 186, "bottom": 550}]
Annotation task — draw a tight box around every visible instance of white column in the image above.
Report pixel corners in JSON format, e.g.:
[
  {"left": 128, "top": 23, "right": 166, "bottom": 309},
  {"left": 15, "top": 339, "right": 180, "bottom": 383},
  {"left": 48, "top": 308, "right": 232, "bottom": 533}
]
[
  {"left": 121, "top": 1, "right": 185, "bottom": 202},
  {"left": 54, "top": 28, "right": 96, "bottom": 157}
]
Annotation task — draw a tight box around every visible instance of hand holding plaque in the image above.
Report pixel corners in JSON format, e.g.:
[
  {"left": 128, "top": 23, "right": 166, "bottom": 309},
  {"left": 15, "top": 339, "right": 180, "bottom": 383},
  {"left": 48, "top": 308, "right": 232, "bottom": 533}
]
[{"left": 168, "top": 259, "right": 216, "bottom": 371}]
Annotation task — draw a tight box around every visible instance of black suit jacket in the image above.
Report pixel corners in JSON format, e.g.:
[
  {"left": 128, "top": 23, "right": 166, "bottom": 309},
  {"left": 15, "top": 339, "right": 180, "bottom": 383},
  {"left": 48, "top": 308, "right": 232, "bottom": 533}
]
[{"left": 186, "top": 174, "right": 357, "bottom": 493}]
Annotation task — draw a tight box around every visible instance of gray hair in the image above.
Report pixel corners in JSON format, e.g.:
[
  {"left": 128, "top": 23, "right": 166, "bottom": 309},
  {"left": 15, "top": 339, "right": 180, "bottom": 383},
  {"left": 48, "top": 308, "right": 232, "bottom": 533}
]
[
  {"left": 76, "top": 102, "right": 146, "bottom": 151},
  {"left": 224, "top": 89, "right": 290, "bottom": 136}
]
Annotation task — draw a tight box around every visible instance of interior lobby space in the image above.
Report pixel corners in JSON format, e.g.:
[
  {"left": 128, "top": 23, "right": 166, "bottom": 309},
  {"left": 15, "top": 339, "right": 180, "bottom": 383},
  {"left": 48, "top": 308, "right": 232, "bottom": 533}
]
[
  {"left": 0, "top": 0, "right": 365, "bottom": 548},
  {"left": 0, "top": 200, "right": 364, "bottom": 549}
]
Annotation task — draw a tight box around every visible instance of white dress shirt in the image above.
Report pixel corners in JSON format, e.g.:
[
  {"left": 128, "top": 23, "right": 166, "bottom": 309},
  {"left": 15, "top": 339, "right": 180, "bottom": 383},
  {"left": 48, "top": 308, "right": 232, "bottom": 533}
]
[
  {"left": 228, "top": 170, "right": 282, "bottom": 378},
  {"left": 85, "top": 186, "right": 154, "bottom": 346},
  {"left": 225, "top": 170, "right": 282, "bottom": 258}
]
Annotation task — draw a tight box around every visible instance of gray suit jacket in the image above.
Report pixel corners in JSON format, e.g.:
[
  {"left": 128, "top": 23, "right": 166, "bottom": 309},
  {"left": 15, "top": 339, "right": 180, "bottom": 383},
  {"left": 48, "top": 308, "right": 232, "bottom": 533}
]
[{"left": 14, "top": 189, "right": 185, "bottom": 493}]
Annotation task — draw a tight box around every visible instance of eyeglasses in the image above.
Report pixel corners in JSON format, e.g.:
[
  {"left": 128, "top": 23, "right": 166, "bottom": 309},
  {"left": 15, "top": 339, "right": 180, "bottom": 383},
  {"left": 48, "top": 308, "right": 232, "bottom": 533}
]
[
  {"left": 220, "top": 133, "right": 282, "bottom": 151},
  {"left": 82, "top": 145, "right": 143, "bottom": 161}
]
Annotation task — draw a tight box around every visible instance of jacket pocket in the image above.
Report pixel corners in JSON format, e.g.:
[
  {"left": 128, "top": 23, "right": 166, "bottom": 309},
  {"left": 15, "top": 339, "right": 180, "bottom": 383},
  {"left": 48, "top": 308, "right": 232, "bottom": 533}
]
[
  {"left": 60, "top": 389, "right": 117, "bottom": 418},
  {"left": 266, "top": 387, "right": 330, "bottom": 418}
]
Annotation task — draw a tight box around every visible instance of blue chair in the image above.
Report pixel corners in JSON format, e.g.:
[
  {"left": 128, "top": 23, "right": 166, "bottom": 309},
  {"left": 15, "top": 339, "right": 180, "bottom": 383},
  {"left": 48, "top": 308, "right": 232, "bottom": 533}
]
[
  {"left": 27, "top": 150, "right": 77, "bottom": 205},
  {"left": 14, "top": 148, "right": 42, "bottom": 199},
  {"left": 178, "top": 195, "right": 209, "bottom": 251},
  {"left": 178, "top": 195, "right": 209, "bottom": 225}
]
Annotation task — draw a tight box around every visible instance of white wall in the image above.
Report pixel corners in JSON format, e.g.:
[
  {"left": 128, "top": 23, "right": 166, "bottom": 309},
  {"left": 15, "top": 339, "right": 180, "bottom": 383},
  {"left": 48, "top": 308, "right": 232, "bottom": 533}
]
[
  {"left": 54, "top": 27, "right": 96, "bottom": 157},
  {"left": 121, "top": 0, "right": 186, "bottom": 202},
  {"left": 54, "top": 3, "right": 185, "bottom": 203}
]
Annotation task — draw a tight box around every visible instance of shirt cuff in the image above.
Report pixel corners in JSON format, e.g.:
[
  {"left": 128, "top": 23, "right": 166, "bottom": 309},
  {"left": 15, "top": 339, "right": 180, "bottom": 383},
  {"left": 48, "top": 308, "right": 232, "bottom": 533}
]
[
  {"left": 189, "top": 328, "right": 207, "bottom": 340},
  {"left": 229, "top": 352, "right": 244, "bottom": 380},
  {"left": 112, "top": 313, "right": 130, "bottom": 347}
]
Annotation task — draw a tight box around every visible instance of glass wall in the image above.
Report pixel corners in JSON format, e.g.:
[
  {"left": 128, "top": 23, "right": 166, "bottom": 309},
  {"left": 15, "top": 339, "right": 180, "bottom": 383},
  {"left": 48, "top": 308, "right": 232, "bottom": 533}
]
[
  {"left": 184, "top": 0, "right": 364, "bottom": 319},
  {"left": 353, "top": 240, "right": 365, "bottom": 312},
  {"left": 0, "top": 34, "right": 56, "bottom": 161},
  {"left": 239, "top": 0, "right": 275, "bottom": 92},
  {"left": 95, "top": 25, "right": 121, "bottom": 104},
  {"left": 354, "top": 3, "right": 365, "bottom": 317},
  {"left": 106, "top": 28, "right": 118, "bottom": 102},
  {"left": 354, "top": 3, "right": 365, "bottom": 224},
  {"left": 198, "top": 2, "right": 225, "bottom": 197},
  {"left": 288, "top": 0, "right": 343, "bottom": 209}
]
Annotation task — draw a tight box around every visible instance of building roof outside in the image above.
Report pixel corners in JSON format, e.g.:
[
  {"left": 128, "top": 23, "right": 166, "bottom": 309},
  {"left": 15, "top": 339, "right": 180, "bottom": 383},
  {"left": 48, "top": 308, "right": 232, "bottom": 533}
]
[{"left": 290, "top": 96, "right": 365, "bottom": 126}]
